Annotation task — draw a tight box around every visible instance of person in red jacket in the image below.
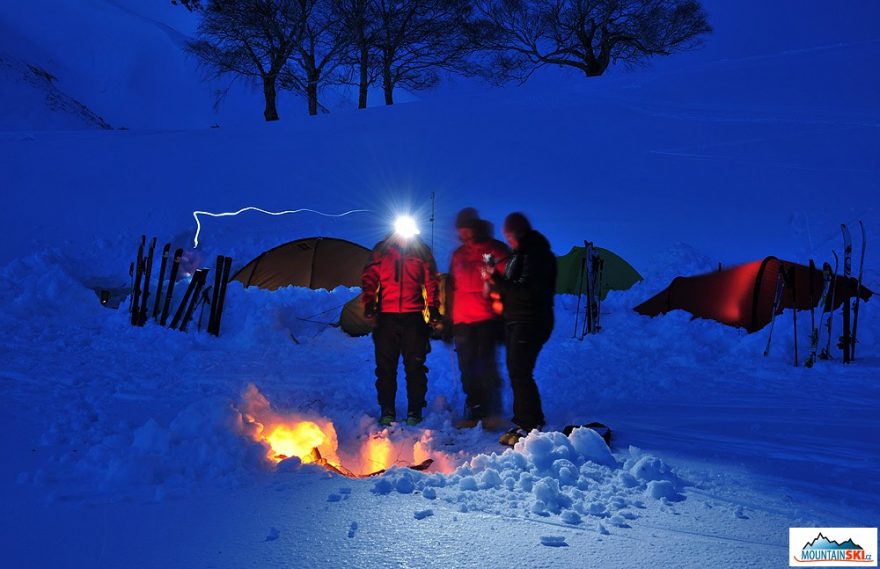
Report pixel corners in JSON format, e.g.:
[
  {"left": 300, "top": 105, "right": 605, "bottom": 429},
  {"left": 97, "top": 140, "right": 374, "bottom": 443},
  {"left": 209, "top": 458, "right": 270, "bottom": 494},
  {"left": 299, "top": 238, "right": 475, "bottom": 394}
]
[
  {"left": 448, "top": 208, "right": 511, "bottom": 430},
  {"left": 362, "top": 219, "right": 441, "bottom": 426}
]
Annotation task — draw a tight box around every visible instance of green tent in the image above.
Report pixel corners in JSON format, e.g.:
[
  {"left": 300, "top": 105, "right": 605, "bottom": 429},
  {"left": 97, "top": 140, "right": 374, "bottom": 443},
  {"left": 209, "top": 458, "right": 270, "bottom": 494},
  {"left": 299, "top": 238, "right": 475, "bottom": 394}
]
[{"left": 556, "top": 246, "right": 642, "bottom": 299}]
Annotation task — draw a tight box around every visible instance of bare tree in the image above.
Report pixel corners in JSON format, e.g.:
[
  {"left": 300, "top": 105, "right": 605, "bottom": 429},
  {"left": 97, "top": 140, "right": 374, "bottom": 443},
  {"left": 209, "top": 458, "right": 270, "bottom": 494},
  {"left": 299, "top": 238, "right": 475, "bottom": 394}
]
[
  {"left": 188, "top": 1, "right": 304, "bottom": 121},
  {"left": 334, "top": 0, "right": 381, "bottom": 108},
  {"left": 371, "top": 0, "right": 476, "bottom": 106},
  {"left": 172, "top": 0, "right": 200, "bottom": 10},
  {"left": 475, "top": 0, "right": 711, "bottom": 82},
  {"left": 287, "top": 0, "right": 348, "bottom": 116}
]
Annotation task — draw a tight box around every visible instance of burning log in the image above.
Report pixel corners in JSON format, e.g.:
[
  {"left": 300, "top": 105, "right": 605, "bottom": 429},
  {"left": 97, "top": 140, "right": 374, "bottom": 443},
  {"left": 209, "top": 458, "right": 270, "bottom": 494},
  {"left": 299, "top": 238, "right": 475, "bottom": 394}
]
[{"left": 310, "top": 447, "right": 434, "bottom": 478}]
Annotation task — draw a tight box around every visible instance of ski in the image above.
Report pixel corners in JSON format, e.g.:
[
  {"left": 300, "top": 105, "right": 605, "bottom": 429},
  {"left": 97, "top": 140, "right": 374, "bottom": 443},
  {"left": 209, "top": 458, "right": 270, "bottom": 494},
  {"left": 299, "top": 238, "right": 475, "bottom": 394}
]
[
  {"left": 178, "top": 269, "right": 209, "bottom": 332},
  {"left": 781, "top": 265, "right": 798, "bottom": 366},
  {"left": 592, "top": 253, "right": 604, "bottom": 333},
  {"left": 579, "top": 241, "right": 594, "bottom": 339},
  {"left": 851, "top": 220, "right": 866, "bottom": 361},
  {"left": 211, "top": 256, "right": 233, "bottom": 336},
  {"left": 161, "top": 248, "right": 184, "bottom": 327},
  {"left": 152, "top": 243, "right": 171, "bottom": 320},
  {"left": 806, "top": 261, "right": 831, "bottom": 368},
  {"left": 136, "top": 237, "right": 157, "bottom": 326},
  {"left": 208, "top": 255, "right": 224, "bottom": 335},
  {"left": 819, "top": 251, "right": 839, "bottom": 360},
  {"left": 579, "top": 242, "right": 602, "bottom": 338},
  {"left": 839, "top": 224, "right": 853, "bottom": 364},
  {"left": 130, "top": 235, "right": 145, "bottom": 326},
  {"left": 763, "top": 269, "right": 785, "bottom": 357},
  {"left": 170, "top": 269, "right": 203, "bottom": 330}
]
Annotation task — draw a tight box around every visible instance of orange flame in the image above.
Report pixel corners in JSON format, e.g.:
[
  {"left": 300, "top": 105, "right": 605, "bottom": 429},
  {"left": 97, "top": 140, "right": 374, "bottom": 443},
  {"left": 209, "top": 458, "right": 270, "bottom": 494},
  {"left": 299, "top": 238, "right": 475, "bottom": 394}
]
[
  {"left": 265, "top": 422, "right": 326, "bottom": 463},
  {"left": 238, "top": 384, "right": 457, "bottom": 477}
]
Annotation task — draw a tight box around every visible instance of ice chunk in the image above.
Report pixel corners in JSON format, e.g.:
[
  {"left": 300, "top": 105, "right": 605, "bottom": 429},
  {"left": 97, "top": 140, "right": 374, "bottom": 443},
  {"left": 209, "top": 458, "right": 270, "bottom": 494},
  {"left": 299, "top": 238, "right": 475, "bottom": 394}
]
[{"left": 540, "top": 535, "right": 568, "bottom": 547}]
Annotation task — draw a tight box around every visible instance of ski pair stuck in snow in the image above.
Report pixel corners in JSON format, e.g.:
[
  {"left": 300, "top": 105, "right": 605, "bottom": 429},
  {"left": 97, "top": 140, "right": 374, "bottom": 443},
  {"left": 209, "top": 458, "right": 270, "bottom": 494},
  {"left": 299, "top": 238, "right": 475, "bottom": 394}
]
[
  {"left": 839, "top": 221, "right": 867, "bottom": 363},
  {"left": 794, "top": 221, "right": 866, "bottom": 365},
  {"left": 573, "top": 241, "right": 604, "bottom": 340},
  {"left": 129, "top": 237, "right": 233, "bottom": 336}
]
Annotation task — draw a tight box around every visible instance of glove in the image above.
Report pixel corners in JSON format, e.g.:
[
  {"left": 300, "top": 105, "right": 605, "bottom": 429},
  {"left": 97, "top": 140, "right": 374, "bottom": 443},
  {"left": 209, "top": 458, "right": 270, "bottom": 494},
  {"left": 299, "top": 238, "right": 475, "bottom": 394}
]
[
  {"left": 428, "top": 306, "right": 442, "bottom": 324},
  {"left": 364, "top": 304, "right": 377, "bottom": 319}
]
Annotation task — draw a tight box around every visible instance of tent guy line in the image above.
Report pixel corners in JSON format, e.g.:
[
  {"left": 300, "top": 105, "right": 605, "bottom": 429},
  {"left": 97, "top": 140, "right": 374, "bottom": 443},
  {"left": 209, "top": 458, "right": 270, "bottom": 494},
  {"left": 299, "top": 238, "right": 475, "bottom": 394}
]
[{"left": 191, "top": 207, "right": 371, "bottom": 248}]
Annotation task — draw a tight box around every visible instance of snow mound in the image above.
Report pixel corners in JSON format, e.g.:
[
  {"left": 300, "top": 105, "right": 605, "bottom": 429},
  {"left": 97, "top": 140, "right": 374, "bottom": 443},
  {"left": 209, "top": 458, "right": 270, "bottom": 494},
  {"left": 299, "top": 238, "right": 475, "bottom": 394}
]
[
  {"left": 373, "top": 431, "right": 685, "bottom": 527},
  {"left": 31, "top": 396, "right": 271, "bottom": 502}
]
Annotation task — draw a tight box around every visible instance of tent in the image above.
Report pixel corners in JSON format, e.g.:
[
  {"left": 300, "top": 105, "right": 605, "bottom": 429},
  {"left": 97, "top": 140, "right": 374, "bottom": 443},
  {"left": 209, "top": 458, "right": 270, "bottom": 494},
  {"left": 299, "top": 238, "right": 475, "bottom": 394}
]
[
  {"left": 232, "top": 237, "right": 372, "bottom": 291},
  {"left": 556, "top": 246, "right": 642, "bottom": 299},
  {"left": 634, "top": 257, "right": 872, "bottom": 332}
]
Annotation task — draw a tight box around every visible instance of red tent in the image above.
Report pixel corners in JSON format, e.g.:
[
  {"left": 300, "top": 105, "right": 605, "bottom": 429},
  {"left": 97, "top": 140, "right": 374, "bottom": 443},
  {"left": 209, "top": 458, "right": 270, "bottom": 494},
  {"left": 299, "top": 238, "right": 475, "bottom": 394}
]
[{"left": 634, "top": 257, "right": 872, "bottom": 332}]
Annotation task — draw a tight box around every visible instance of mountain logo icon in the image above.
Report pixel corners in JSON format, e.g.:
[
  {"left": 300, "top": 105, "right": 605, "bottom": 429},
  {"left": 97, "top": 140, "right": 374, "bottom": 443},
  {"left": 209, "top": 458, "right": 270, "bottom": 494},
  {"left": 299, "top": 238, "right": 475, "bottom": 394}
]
[
  {"left": 802, "top": 533, "right": 864, "bottom": 552},
  {"left": 790, "top": 528, "right": 877, "bottom": 566}
]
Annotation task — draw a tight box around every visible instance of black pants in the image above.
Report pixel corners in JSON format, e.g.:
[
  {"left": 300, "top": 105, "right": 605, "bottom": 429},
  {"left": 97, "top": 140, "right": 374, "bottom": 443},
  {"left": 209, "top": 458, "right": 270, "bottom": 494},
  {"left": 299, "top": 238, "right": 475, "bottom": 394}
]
[
  {"left": 506, "top": 320, "right": 552, "bottom": 430},
  {"left": 373, "top": 312, "right": 430, "bottom": 416},
  {"left": 454, "top": 320, "right": 503, "bottom": 419}
]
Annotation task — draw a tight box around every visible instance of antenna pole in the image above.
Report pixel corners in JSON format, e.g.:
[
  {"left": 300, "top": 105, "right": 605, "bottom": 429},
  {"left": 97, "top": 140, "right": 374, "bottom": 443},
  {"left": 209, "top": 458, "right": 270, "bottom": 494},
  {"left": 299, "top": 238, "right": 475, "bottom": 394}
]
[{"left": 430, "top": 192, "right": 436, "bottom": 250}]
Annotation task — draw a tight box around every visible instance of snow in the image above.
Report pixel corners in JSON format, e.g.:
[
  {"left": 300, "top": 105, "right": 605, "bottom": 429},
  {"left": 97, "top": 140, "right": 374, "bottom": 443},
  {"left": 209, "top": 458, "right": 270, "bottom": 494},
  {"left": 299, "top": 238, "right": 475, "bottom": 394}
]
[
  {"left": 1, "top": 245, "right": 877, "bottom": 567},
  {"left": 1, "top": 0, "right": 879, "bottom": 567}
]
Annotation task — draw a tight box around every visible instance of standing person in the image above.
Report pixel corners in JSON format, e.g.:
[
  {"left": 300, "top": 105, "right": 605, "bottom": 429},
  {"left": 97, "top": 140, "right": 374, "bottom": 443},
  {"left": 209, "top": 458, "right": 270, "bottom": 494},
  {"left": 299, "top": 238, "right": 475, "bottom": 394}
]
[
  {"left": 362, "top": 216, "right": 441, "bottom": 426},
  {"left": 448, "top": 208, "right": 511, "bottom": 430},
  {"left": 486, "top": 212, "right": 557, "bottom": 446}
]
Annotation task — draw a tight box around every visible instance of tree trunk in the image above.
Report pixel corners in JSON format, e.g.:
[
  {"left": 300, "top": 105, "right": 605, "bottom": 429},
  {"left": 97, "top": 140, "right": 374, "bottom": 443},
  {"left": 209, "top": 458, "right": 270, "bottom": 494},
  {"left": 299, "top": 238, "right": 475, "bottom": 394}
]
[
  {"left": 358, "top": 46, "right": 369, "bottom": 109},
  {"left": 382, "top": 64, "right": 394, "bottom": 105},
  {"left": 585, "top": 48, "right": 611, "bottom": 77},
  {"left": 262, "top": 75, "right": 279, "bottom": 121},
  {"left": 307, "top": 69, "right": 319, "bottom": 116}
]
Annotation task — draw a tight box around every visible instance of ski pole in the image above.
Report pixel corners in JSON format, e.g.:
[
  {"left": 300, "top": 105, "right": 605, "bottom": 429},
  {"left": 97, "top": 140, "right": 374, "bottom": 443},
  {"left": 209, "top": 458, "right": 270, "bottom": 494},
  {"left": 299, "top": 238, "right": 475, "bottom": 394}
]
[
  {"left": 764, "top": 270, "right": 785, "bottom": 357},
  {"left": 788, "top": 266, "right": 798, "bottom": 367},
  {"left": 820, "top": 251, "right": 839, "bottom": 360},
  {"left": 573, "top": 247, "right": 586, "bottom": 338},
  {"left": 851, "top": 221, "right": 866, "bottom": 361}
]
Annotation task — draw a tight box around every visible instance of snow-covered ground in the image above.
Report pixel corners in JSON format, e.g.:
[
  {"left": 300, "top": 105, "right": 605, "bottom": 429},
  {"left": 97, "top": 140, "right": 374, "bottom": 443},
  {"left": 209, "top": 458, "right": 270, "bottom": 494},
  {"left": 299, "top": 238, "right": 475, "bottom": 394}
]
[
  {"left": 1, "top": 0, "right": 879, "bottom": 567},
  {"left": 0, "top": 247, "right": 877, "bottom": 568}
]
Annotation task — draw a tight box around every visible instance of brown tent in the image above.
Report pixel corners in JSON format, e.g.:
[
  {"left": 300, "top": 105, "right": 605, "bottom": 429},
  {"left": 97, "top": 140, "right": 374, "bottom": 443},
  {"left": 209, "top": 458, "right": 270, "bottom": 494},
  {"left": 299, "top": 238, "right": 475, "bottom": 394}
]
[
  {"left": 232, "top": 237, "right": 371, "bottom": 291},
  {"left": 634, "top": 257, "right": 872, "bottom": 332}
]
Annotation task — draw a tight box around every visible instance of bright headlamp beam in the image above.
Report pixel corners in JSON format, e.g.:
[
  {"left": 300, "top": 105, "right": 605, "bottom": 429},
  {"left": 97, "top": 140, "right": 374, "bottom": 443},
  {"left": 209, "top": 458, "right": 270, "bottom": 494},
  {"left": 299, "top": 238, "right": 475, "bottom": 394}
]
[
  {"left": 191, "top": 206, "right": 369, "bottom": 248},
  {"left": 394, "top": 216, "right": 420, "bottom": 239}
]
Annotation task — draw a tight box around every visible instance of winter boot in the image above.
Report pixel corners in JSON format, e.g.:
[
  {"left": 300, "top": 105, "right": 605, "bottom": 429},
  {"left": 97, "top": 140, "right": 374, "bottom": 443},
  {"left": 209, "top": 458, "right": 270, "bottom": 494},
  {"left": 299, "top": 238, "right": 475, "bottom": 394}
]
[
  {"left": 379, "top": 409, "right": 396, "bottom": 426},
  {"left": 499, "top": 427, "right": 530, "bottom": 446}
]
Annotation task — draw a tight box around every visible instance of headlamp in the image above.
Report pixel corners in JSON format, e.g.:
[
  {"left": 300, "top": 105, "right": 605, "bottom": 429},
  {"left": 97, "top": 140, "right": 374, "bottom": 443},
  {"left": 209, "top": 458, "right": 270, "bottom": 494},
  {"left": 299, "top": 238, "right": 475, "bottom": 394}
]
[{"left": 394, "top": 215, "right": 420, "bottom": 239}]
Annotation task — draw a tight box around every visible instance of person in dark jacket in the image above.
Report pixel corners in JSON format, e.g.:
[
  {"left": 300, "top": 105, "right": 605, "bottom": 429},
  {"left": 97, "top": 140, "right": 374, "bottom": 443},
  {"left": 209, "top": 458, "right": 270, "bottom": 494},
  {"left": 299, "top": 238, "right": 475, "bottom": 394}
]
[
  {"left": 448, "top": 208, "right": 510, "bottom": 430},
  {"left": 362, "top": 221, "right": 441, "bottom": 426},
  {"left": 486, "top": 212, "right": 557, "bottom": 446}
]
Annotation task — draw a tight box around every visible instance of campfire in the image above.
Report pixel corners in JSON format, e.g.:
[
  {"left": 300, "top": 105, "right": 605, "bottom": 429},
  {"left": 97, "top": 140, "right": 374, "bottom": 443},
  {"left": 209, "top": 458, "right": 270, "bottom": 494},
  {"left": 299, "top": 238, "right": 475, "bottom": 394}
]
[{"left": 238, "top": 385, "right": 455, "bottom": 477}]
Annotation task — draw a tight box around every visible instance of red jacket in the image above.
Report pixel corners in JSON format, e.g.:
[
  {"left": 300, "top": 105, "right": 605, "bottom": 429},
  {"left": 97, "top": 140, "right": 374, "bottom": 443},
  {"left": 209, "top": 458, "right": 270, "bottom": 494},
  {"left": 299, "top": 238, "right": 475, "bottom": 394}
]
[
  {"left": 449, "top": 237, "right": 510, "bottom": 325},
  {"left": 362, "top": 237, "right": 440, "bottom": 314}
]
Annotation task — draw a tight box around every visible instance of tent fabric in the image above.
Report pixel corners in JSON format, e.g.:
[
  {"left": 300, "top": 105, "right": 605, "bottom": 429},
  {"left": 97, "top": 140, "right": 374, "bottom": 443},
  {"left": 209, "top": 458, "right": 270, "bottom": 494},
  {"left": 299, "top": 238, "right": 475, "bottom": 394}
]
[
  {"left": 339, "top": 274, "right": 450, "bottom": 337},
  {"left": 555, "top": 246, "right": 642, "bottom": 299},
  {"left": 634, "top": 257, "right": 873, "bottom": 333},
  {"left": 232, "top": 237, "right": 371, "bottom": 291}
]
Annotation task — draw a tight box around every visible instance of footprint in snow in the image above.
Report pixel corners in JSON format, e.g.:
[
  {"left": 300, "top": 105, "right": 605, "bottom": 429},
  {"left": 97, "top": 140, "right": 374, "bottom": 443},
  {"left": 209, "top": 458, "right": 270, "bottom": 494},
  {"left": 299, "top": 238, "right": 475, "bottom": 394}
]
[{"left": 265, "top": 527, "right": 280, "bottom": 542}]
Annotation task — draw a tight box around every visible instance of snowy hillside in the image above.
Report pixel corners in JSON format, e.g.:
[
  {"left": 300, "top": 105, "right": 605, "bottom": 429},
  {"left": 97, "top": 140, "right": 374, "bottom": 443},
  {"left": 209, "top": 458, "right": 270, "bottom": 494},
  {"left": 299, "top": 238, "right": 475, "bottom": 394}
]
[
  {"left": 0, "top": 0, "right": 297, "bottom": 130},
  {"left": 1, "top": 1, "right": 879, "bottom": 568}
]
